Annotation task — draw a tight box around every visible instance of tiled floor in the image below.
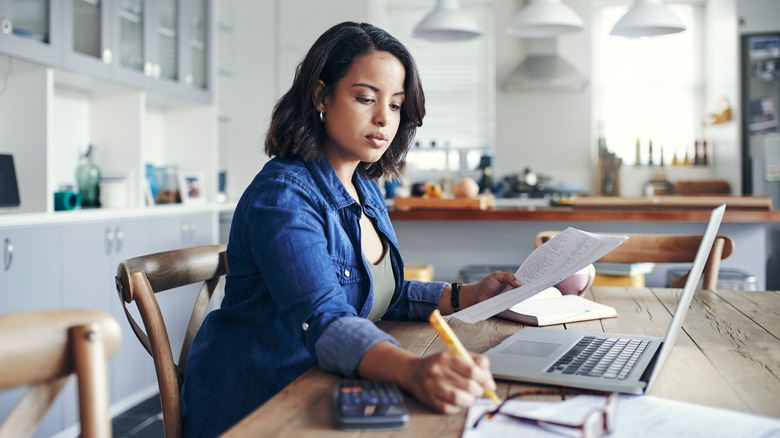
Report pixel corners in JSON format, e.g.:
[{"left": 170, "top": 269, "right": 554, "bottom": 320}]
[{"left": 112, "top": 395, "right": 165, "bottom": 438}]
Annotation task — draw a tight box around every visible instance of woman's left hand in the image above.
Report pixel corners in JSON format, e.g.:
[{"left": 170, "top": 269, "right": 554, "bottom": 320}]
[
  {"left": 441, "top": 271, "right": 520, "bottom": 314},
  {"left": 471, "top": 271, "right": 521, "bottom": 304}
]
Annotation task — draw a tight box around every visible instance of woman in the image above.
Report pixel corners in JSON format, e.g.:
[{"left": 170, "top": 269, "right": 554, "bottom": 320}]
[{"left": 180, "top": 21, "right": 519, "bottom": 436}]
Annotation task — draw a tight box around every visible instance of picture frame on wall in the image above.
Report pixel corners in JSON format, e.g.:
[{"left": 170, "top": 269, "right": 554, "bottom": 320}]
[{"left": 180, "top": 173, "right": 205, "bottom": 204}]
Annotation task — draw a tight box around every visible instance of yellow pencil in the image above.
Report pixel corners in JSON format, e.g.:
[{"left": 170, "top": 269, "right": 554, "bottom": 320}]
[{"left": 428, "top": 309, "right": 501, "bottom": 404}]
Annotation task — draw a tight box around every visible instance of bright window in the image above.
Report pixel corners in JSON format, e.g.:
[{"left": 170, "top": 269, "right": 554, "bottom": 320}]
[{"left": 592, "top": 3, "right": 704, "bottom": 166}]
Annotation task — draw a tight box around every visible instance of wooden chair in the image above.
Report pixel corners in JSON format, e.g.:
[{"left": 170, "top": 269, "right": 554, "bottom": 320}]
[
  {"left": 114, "top": 244, "right": 228, "bottom": 438},
  {"left": 535, "top": 232, "right": 734, "bottom": 291},
  {"left": 0, "top": 309, "right": 121, "bottom": 438}
]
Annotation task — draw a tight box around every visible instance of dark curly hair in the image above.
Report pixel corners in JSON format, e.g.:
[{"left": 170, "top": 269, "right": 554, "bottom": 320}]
[{"left": 264, "top": 22, "right": 425, "bottom": 180}]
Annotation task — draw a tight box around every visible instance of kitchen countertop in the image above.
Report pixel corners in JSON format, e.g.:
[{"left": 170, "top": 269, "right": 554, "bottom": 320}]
[
  {"left": 389, "top": 207, "right": 780, "bottom": 222},
  {"left": 388, "top": 196, "right": 780, "bottom": 222}
]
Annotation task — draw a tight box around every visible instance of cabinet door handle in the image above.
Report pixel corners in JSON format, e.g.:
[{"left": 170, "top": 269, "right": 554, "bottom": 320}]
[
  {"left": 3, "top": 238, "right": 13, "bottom": 271},
  {"left": 1, "top": 18, "right": 12, "bottom": 35},
  {"left": 181, "top": 221, "right": 190, "bottom": 242},
  {"left": 105, "top": 228, "right": 114, "bottom": 256},
  {"left": 114, "top": 227, "right": 124, "bottom": 254}
]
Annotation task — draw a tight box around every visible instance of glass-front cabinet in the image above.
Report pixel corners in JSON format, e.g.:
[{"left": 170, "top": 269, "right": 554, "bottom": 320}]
[
  {"left": 111, "top": 0, "right": 210, "bottom": 102},
  {"left": 111, "top": 0, "right": 211, "bottom": 102},
  {"left": 61, "top": 0, "right": 112, "bottom": 79},
  {"left": 0, "top": 0, "right": 60, "bottom": 64},
  {"left": 113, "top": 0, "right": 145, "bottom": 85},
  {"left": 149, "top": 0, "right": 183, "bottom": 96},
  {"left": 0, "top": 0, "right": 211, "bottom": 103},
  {"left": 183, "top": 0, "right": 210, "bottom": 101}
]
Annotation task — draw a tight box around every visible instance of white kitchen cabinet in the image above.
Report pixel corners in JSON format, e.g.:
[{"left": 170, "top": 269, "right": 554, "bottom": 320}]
[
  {"left": 0, "top": 0, "right": 212, "bottom": 102},
  {"left": 110, "top": 0, "right": 213, "bottom": 103},
  {"left": 0, "top": 0, "right": 61, "bottom": 66},
  {"left": 151, "top": 211, "right": 213, "bottom": 252},
  {"left": 59, "top": 218, "right": 158, "bottom": 429},
  {"left": 0, "top": 54, "right": 217, "bottom": 216},
  {"left": 0, "top": 210, "right": 219, "bottom": 436},
  {"left": 0, "top": 224, "right": 61, "bottom": 313},
  {"left": 0, "top": 0, "right": 215, "bottom": 217},
  {"left": 60, "top": 0, "right": 113, "bottom": 80},
  {"left": 0, "top": 224, "right": 63, "bottom": 438}
]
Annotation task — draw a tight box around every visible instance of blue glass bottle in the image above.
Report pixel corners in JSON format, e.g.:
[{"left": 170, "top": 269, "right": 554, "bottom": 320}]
[{"left": 76, "top": 145, "right": 101, "bottom": 208}]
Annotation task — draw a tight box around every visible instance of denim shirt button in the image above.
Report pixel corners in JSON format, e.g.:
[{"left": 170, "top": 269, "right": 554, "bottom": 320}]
[
  {"left": 302, "top": 322, "right": 309, "bottom": 331},
  {"left": 344, "top": 269, "right": 350, "bottom": 278}
]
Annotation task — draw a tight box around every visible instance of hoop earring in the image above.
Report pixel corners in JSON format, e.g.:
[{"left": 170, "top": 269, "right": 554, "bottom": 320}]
[{"left": 319, "top": 111, "right": 325, "bottom": 122}]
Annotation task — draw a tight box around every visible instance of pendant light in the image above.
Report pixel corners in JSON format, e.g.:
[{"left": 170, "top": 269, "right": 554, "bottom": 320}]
[
  {"left": 412, "top": 0, "right": 482, "bottom": 42},
  {"left": 501, "top": 38, "right": 588, "bottom": 92},
  {"left": 506, "top": 0, "right": 584, "bottom": 39},
  {"left": 610, "top": 0, "right": 686, "bottom": 37}
]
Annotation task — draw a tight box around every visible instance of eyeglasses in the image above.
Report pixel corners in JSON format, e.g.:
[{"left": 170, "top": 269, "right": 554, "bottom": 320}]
[{"left": 472, "top": 389, "right": 618, "bottom": 438}]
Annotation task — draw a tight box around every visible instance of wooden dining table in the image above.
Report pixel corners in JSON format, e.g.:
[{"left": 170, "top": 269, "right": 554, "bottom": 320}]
[{"left": 222, "top": 287, "right": 780, "bottom": 437}]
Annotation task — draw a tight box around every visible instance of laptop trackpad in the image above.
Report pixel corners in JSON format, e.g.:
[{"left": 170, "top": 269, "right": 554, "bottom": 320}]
[{"left": 502, "top": 340, "right": 560, "bottom": 357}]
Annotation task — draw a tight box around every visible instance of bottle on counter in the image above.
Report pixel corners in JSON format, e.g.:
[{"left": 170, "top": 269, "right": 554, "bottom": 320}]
[
  {"left": 648, "top": 138, "right": 654, "bottom": 166},
  {"left": 479, "top": 155, "right": 493, "bottom": 195},
  {"left": 76, "top": 144, "right": 101, "bottom": 208},
  {"left": 701, "top": 140, "right": 708, "bottom": 165},
  {"left": 634, "top": 136, "right": 641, "bottom": 166},
  {"left": 683, "top": 146, "right": 692, "bottom": 166}
]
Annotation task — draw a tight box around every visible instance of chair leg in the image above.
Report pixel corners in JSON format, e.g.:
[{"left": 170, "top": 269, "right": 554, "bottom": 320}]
[
  {"left": 0, "top": 377, "right": 68, "bottom": 438},
  {"left": 71, "top": 323, "right": 112, "bottom": 438},
  {"left": 702, "top": 238, "right": 725, "bottom": 291}
]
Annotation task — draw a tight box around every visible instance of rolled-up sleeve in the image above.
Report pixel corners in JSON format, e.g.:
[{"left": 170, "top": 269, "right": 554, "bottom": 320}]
[
  {"left": 314, "top": 317, "right": 399, "bottom": 377},
  {"left": 383, "top": 279, "right": 447, "bottom": 321}
]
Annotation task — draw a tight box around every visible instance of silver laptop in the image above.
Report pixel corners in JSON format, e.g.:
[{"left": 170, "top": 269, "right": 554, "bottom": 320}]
[{"left": 484, "top": 204, "right": 726, "bottom": 394}]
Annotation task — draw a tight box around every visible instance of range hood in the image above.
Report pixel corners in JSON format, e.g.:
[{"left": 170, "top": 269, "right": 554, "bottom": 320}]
[{"left": 501, "top": 38, "right": 588, "bottom": 93}]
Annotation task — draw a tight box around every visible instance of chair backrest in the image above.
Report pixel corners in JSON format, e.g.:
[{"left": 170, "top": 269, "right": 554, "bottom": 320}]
[
  {"left": 114, "top": 244, "right": 228, "bottom": 438},
  {"left": 535, "top": 232, "right": 734, "bottom": 291},
  {"left": 0, "top": 309, "right": 120, "bottom": 438}
]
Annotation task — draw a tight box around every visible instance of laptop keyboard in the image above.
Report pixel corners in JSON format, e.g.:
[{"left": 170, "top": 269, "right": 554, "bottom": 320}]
[{"left": 546, "top": 336, "right": 651, "bottom": 380}]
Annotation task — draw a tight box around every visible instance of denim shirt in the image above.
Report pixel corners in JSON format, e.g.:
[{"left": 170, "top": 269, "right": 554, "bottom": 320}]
[{"left": 180, "top": 156, "right": 447, "bottom": 437}]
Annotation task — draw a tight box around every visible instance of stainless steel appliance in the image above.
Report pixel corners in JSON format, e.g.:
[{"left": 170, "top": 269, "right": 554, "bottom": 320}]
[{"left": 740, "top": 33, "right": 780, "bottom": 288}]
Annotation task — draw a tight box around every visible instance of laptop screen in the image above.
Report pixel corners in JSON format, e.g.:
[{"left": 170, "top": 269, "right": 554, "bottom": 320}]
[
  {"left": 0, "top": 154, "right": 21, "bottom": 208},
  {"left": 644, "top": 204, "right": 726, "bottom": 387}
]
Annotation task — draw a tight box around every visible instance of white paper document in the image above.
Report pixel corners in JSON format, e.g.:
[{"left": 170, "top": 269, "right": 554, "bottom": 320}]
[
  {"left": 452, "top": 227, "right": 627, "bottom": 324},
  {"left": 462, "top": 394, "right": 780, "bottom": 438}
]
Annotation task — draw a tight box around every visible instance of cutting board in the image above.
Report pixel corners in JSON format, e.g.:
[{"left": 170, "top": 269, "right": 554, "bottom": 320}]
[{"left": 392, "top": 195, "right": 495, "bottom": 210}]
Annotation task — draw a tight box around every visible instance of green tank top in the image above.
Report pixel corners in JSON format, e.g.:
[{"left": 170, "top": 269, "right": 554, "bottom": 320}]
[{"left": 366, "top": 242, "right": 395, "bottom": 323}]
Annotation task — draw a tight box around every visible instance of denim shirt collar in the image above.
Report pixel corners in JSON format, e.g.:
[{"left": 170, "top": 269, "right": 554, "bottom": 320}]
[{"left": 304, "top": 156, "right": 384, "bottom": 217}]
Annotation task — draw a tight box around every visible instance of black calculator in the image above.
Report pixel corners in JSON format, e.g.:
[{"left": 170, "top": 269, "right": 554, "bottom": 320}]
[{"left": 333, "top": 380, "right": 409, "bottom": 430}]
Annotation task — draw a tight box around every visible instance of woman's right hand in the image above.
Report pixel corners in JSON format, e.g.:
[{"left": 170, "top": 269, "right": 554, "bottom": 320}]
[{"left": 400, "top": 350, "right": 497, "bottom": 414}]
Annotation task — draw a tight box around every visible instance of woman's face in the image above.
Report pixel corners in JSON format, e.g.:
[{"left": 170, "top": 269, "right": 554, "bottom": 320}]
[{"left": 319, "top": 50, "right": 406, "bottom": 170}]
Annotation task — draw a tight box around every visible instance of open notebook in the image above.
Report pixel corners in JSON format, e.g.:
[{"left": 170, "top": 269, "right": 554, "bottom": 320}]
[{"left": 497, "top": 287, "right": 617, "bottom": 326}]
